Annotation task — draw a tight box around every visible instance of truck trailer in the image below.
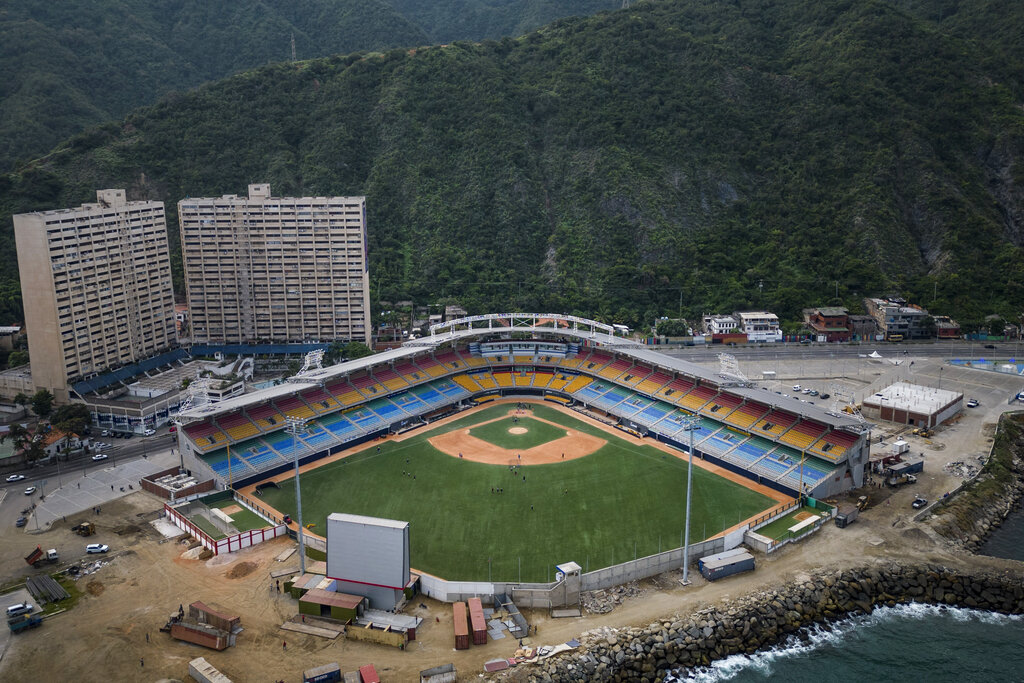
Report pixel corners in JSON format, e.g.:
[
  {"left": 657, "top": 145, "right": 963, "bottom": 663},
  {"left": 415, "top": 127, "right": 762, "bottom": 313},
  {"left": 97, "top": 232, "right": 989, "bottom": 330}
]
[
  {"left": 698, "top": 549, "right": 756, "bottom": 581},
  {"left": 835, "top": 504, "right": 860, "bottom": 528},
  {"left": 8, "top": 614, "right": 43, "bottom": 634}
]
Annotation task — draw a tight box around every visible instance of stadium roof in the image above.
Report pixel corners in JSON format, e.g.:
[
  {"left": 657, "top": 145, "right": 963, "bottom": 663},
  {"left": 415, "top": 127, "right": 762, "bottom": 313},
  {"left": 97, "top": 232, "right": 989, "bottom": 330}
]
[
  {"left": 616, "top": 347, "right": 865, "bottom": 432},
  {"left": 175, "top": 313, "right": 865, "bottom": 432}
]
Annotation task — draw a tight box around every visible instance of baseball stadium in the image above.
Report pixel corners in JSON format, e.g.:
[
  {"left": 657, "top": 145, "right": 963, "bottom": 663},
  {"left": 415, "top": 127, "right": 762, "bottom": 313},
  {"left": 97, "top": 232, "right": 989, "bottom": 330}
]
[{"left": 174, "top": 314, "right": 869, "bottom": 581}]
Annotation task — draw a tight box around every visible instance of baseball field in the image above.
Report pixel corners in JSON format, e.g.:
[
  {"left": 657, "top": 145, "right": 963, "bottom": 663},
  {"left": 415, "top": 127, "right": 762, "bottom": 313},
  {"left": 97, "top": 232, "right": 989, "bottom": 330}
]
[{"left": 253, "top": 401, "right": 780, "bottom": 582}]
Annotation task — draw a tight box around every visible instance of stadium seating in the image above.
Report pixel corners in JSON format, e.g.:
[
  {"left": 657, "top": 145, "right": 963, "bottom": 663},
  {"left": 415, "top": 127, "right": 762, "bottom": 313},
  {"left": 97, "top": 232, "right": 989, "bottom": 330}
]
[
  {"left": 434, "top": 350, "right": 467, "bottom": 372},
  {"left": 532, "top": 371, "right": 554, "bottom": 388},
  {"left": 700, "top": 391, "right": 741, "bottom": 419},
  {"left": 561, "top": 374, "right": 592, "bottom": 394},
  {"left": 808, "top": 428, "right": 858, "bottom": 461},
  {"left": 350, "top": 372, "right": 386, "bottom": 397},
  {"left": 727, "top": 401, "right": 770, "bottom": 429},
  {"left": 471, "top": 371, "right": 497, "bottom": 390},
  {"left": 276, "top": 395, "right": 316, "bottom": 421},
  {"left": 618, "top": 365, "right": 653, "bottom": 388},
  {"left": 391, "top": 392, "right": 426, "bottom": 414},
  {"left": 416, "top": 355, "right": 447, "bottom": 377},
  {"left": 636, "top": 370, "right": 672, "bottom": 395},
  {"left": 598, "top": 358, "right": 632, "bottom": 380},
  {"left": 374, "top": 367, "right": 409, "bottom": 392},
  {"left": 678, "top": 385, "right": 717, "bottom": 411},
  {"left": 453, "top": 374, "right": 483, "bottom": 393},
  {"left": 462, "top": 355, "right": 488, "bottom": 368},
  {"left": 512, "top": 371, "right": 534, "bottom": 387},
  {"left": 393, "top": 363, "right": 425, "bottom": 385},
  {"left": 656, "top": 377, "right": 694, "bottom": 401},
  {"left": 248, "top": 404, "right": 285, "bottom": 431},
  {"left": 547, "top": 373, "right": 573, "bottom": 392},
  {"left": 751, "top": 409, "right": 796, "bottom": 438},
  {"left": 326, "top": 380, "right": 365, "bottom": 407},
  {"left": 493, "top": 371, "right": 514, "bottom": 388},
  {"left": 581, "top": 351, "right": 612, "bottom": 372},
  {"left": 300, "top": 388, "right": 339, "bottom": 414},
  {"left": 779, "top": 419, "right": 827, "bottom": 450}
]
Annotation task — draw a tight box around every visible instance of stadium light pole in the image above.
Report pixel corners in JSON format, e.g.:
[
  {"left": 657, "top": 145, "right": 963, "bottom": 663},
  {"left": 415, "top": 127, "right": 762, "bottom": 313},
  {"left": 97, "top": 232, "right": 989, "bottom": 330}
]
[
  {"left": 286, "top": 415, "right": 311, "bottom": 574},
  {"left": 681, "top": 413, "right": 701, "bottom": 584}
]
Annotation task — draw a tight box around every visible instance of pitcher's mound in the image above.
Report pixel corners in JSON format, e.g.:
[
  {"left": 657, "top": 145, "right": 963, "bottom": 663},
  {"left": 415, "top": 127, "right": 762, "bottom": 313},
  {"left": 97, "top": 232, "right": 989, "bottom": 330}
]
[{"left": 508, "top": 427, "right": 528, "bottom": 435}]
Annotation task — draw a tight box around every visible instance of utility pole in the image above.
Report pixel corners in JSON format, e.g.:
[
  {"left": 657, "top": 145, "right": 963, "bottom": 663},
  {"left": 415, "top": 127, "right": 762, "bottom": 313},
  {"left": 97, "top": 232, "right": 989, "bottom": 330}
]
[
  {"left": 286, "top": 415, "right": 310, "bottom": 573},
  {"left": 681, "top": 414, "right": 700, "bottom": 583},
  {"left": 291, "top": 33, "right": 296, "bottom": 62}
]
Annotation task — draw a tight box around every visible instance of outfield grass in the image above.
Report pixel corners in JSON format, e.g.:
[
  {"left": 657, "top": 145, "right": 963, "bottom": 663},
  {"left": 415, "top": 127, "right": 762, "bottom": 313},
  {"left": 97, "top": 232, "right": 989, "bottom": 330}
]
[
  {"left": 207, "top": 499, "right": 270, "bottom": 532},
  {"left": 189, "top": 514, "right": 226, "bottom": 540},
  {"left": 258, "top": 403, "right": 775, "bottom": 582},
  {"left": 468, "top": 416, "right": 566, "bottom": 450},
  {"left": 755, "top": 506, "right": 824, "bottom": 540}
]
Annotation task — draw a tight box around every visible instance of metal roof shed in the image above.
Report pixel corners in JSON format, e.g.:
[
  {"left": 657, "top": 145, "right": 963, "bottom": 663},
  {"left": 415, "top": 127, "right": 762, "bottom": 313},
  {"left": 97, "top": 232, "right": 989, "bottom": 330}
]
[{"left": 298, "top": 588, "right": 367, "bottom": 622}]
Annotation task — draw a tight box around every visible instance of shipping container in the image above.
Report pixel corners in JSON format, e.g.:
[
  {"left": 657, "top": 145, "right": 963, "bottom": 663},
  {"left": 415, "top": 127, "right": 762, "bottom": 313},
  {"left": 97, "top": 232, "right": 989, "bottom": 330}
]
[
  {"left": 304, "top": 662, "right": 342, "bottom": 683},
  {"left": 359, "top": 664, "right": 380, "bottom": 683},
  {"left": 467, "top": 597, "right": 487, "bottom": 646},
  {"left": 453, "top": 601, "right": 470, "bottom": 650},
  {"left": 698, "top": 549, "right": 755, "bottom": 581},
  {"left": 420, "top": 663, "right": 457, "bottom": 683},
  {"left": 170, "top": 622, "right": 230, "bottom": 650}
]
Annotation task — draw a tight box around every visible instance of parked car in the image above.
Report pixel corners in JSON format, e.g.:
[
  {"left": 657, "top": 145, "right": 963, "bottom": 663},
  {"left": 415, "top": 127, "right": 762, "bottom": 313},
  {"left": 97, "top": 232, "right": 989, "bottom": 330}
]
[
  {"left": 792, "top": 384, "right": 801, "bottom": 391},
  {"left": 144, "top": 428, "right": 156, "bottom": 436},
  {"left": 820, "top": 393, "right": 831, "bottom": 399},
  {"left": 101, "top": 430, "right": 110, "bottom": 437},
  {"left": 803, "top": 388, "right": 812, "bottom": 394},
  {"left": 86, "top": 544, "right": 109, "bottom": 554},
  {"left": 15, "top": 516, "right": 28, "bottom": 527},
  {"left": 24, "top": 486, "right": 36, "bottom": 496},
  {"left": 800, "top": 338, "right": 812, "bottom": 344},
  {"left": 91, "top": 453, "right": 108, "bottom": 461},
  {"left": 809, "top": 389, "right": 819, "bottom": 396},
  {"left": 6, "top": 603, "right": 32, "bottom": 618},
  {"left": 966, "top": 398, "right": 980, "bottom": 408},
  {"left": 6, "top": 474, "right": 25, "bottom": 482},
  {"left": 984, "top": 344, "right": 996, "bottom": 349},
  {"left": 912, "top": 496, "right": 928, "bottom": 509}
]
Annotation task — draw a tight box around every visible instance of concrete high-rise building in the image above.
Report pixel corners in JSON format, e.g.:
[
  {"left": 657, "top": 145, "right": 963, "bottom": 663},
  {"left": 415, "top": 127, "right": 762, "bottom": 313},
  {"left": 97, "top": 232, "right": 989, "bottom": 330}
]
[
  {"left": 179, "top": 184, "right": 371, "bottom": 346},
  {"left": 14, "top": 190, "right": 177, "bottom": 402}
]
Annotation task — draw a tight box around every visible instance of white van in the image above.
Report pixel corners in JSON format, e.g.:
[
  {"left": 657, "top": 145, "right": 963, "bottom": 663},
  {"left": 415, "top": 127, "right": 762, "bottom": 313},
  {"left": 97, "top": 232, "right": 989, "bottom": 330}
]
[{"left": 6, "top": 603, "right": 32, "bottom": 618}]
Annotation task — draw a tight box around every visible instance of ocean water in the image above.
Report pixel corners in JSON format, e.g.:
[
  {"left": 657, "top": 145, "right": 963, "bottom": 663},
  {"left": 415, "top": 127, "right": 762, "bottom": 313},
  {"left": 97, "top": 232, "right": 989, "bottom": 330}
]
[
  {"left": 670, "top": 603, "right": 1024, "bottom": 683},
  {"left": 980, "top": 506, "right": 1024, "bottom": 561}
]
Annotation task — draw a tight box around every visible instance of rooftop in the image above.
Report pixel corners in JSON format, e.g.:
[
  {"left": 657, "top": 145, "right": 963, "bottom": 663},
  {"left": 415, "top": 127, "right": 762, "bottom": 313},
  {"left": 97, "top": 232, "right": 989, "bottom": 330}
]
[{"left": 863, "top": 381, "right": 962, "bottom": 414}]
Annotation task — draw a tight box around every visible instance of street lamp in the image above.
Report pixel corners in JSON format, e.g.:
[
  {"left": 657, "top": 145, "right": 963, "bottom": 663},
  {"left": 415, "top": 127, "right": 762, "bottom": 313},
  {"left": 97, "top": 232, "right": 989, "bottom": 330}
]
[
  {"left": 680, "top": 413, "right": 701, "bottom": 584},
  {"left": 285, "top": 415, "right": 311, "bottom": 574}
]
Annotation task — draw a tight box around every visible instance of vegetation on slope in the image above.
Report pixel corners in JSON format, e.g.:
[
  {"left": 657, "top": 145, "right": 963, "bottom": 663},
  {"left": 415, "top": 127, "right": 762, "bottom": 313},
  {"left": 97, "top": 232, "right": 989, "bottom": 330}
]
[
  {"left": 0, "top": 0, "right": 429, "bottom": 171},
  {"left": 1, "top": 0, "right": 1022, "bottom": 328}
]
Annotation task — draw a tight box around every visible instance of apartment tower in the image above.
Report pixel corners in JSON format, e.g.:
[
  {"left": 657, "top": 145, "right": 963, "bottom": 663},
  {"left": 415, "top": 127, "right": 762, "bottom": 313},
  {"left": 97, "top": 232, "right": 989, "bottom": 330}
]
[
  {"left": 13, "top": 190, "right": 177, "bottom": 402},
  {"left": 179, "top": 184, "right": 371, "bottom": 345}
]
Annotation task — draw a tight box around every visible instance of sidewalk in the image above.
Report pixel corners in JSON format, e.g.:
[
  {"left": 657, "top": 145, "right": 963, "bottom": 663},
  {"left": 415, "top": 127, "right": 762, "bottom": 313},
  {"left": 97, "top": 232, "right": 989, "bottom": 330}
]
[{"left": 27, "top": 448, "right": 181, "bottom": 530}]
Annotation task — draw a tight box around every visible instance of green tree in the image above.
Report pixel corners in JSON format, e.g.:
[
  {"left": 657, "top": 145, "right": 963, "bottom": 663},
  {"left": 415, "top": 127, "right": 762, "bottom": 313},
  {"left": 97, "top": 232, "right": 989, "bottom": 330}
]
[
  {"left": 51, "top": 403, "right": 91, "bottom": 437},
  {"left": 30, "top": 389, "right": 54, "bottom": 418},
  {"left": 988, "top": 318, "right": 1005, "bottom": 337},
  {"left": 12, "top": 392, "right": 28, "bottom": 407},
  {"left": 6, "top": 350, "right": 28, "bottom": 367}
]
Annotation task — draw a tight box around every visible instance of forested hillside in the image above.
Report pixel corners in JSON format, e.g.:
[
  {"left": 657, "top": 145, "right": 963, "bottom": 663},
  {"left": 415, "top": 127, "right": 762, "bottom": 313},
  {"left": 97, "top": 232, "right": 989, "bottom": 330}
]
[
  {"left": 1, "top": 0, "right": 1022, "bottom": 329},
  {"left": 0, "top": 0, "right": 429, "bottom": 171},
  {"left": 383, "top": 0, "right": 618, "bottom": 43},
  {"left": 0, "top": 0, "right": 621, "bottom": 173}
]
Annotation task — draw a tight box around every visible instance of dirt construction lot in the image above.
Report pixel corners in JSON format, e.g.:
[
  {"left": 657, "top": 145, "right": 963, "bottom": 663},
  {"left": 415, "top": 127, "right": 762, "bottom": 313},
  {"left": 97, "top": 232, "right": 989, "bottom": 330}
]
[{"left": 1, "top": 485, "right": 1021, "bottom": 683}]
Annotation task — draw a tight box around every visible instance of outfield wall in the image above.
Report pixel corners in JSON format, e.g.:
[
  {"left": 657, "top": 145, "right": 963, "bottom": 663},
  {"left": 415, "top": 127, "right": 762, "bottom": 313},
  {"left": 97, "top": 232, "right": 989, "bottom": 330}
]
[
  {"left": 164, "top": 501, "right": 288, "bottom": 555},
  {"left": 416, "top": 529, "right": 744, "bottom": 606}
]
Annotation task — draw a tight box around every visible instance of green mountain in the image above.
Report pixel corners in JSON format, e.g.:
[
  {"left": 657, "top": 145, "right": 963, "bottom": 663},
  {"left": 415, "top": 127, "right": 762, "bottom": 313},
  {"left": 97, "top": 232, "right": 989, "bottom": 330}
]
[
  {"left": 0, "top": 0, "right": 430, "bottom": 171},
  {"left": 1, "top": 0, "right": 1022, "bottom": 329},
  {"left": 383, "top": 0, "right": 619, "bottom": 43}
]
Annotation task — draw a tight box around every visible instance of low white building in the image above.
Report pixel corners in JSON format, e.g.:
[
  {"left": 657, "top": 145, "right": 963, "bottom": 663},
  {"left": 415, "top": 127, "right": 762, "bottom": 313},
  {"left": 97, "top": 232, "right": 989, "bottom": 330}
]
[
  {"left": 702, "top": 314, "right": 739, "bottom": 335},
  {"left": 862, "top": 381, "right": 962, "bottom": 429},
  {"left": 735, "top": 311, "right": 782, "bottom": 342}
]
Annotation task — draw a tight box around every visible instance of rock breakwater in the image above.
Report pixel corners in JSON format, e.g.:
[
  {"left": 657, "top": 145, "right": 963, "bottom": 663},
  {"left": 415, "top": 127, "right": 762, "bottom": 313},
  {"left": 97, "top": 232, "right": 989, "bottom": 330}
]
[{"left": 500, "top": 563, "right": 1024, "bottom": 682}]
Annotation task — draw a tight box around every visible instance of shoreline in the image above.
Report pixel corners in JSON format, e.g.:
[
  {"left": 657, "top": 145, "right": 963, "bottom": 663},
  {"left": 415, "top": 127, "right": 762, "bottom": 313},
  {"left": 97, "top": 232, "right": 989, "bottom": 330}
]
[
  {"left": 494, "top": 413, "right": 1024, "bottom": 681},
  {"left": 503, "top": 561, "right": 1024, "bottom": 681}
]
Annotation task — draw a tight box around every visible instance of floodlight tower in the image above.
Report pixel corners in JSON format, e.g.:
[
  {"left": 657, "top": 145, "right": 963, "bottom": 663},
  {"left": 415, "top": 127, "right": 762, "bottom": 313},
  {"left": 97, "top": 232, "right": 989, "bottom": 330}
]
[
  {"left": 286, "top": 415, "right": 311, "bottom": 573},
  {"left": 680, "top": 413, "right": 701, "bottom": 584}
]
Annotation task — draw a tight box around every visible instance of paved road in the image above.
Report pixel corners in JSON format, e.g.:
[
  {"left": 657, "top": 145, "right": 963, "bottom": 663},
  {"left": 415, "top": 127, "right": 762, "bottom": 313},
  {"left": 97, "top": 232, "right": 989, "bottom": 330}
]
[{"left": 658, "top": 340, "right": 1023, "bottom": 363}]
